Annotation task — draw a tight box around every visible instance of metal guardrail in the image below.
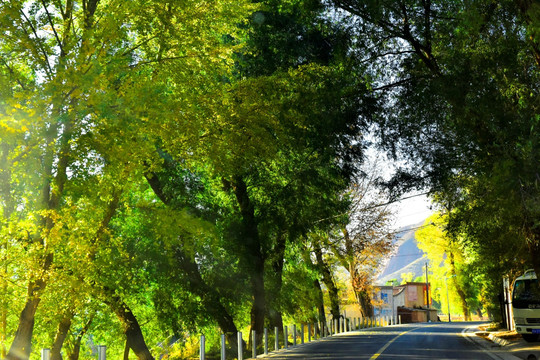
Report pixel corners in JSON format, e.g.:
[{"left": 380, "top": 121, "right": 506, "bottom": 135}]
[{"left": 38, "top": 316, "right": 402, "bottom": 360}]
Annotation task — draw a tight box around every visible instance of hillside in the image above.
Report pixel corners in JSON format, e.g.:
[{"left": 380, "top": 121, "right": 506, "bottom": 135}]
[{"left": 376, "top": 222, "right": 428, "bottom": 285}]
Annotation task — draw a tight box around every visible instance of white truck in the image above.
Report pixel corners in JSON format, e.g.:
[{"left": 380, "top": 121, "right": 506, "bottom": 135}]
[{"left": 512, "top": 269, "right": 540, "bottom": 342}]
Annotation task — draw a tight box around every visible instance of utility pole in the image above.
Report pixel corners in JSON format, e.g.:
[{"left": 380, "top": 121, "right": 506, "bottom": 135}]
[
  {"left": 425, "top": 262, "right": 430, "bottom": 321},
  {"left": 445, "top": 276, "right": 451, "bottom": 322}
]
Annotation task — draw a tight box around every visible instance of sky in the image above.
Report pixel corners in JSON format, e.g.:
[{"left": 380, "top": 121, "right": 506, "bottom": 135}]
[
  {"left": 392, "top": 192, "right": 433, "bottom": 230},
  {"left": 363, "top": 142, "right": 434, "bottom": 230}
]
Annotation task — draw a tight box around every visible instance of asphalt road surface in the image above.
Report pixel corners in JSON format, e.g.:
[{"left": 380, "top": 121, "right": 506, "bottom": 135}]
[{"left": 263, "top": 322, "right": 502, "bottom": 360}]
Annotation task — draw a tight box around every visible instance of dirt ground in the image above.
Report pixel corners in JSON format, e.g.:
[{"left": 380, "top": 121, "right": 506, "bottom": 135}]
[{"left": 477, "top": 324, "right": 523, "bottom": 341}]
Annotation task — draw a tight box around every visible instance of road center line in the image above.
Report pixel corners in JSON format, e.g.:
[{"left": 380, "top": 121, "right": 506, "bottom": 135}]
[{"left": 369, "top": 328, "right": 419, "bottom": 360}]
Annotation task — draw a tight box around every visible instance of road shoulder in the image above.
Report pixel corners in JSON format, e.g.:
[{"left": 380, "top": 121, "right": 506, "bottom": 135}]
[
  {"left": 462, "top": 325, "right": 522, "bottom": 360},
  {"left": 463, "top": 324, "right": 540, "bottom": 360}
]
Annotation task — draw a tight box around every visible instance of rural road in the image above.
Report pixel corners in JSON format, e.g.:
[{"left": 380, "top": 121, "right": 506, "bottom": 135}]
[{"left": 261, "top": 322, "right": 520, "bottom": 360}]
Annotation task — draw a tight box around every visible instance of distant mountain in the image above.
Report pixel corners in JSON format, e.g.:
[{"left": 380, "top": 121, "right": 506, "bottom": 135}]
[{"left": 376, "top": 221, "right": 428, "bottom": 285}]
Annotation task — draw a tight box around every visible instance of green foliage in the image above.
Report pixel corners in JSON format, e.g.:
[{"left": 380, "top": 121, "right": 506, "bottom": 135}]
[
  {"left": 400, "top": 273, "right": 414, "bottom": 285},
  {"left": 0, "top": 0, "right": 255, "bottom": 358},
  {"left": 8, "top": 0, "right": 539, "bottom": 357},
  {"left": 331, "top": 0, "right": 540, "bottom": 318}
]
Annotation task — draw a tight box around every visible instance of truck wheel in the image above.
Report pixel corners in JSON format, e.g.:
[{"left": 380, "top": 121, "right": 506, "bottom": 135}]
[{"left": 522, "top": 334, "right": 539, "bottom": 342}]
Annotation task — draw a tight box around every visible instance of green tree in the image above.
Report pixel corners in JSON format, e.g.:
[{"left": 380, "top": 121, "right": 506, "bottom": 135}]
[
  {"left": 214, "top": 0, "right": 373, "bottom": 338},
  {"left": 143, "top": 158, "right": 247, "bottom": 350},
  {"left": 400, "top": 273, "right": 414, "bottom": 285},
  {"left": 0, "top": 0, "right": 253, "bottom": 358},
  {"left": 206, "top": 65, "right": 366, "bottom": 341},
  {"left": 331, "top": 0, "right": 540, "bottom": 282}
]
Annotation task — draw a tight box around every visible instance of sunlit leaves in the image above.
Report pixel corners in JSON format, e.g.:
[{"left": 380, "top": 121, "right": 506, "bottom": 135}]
[{"left": 0, "top": 0, "right": 257, "bottom": 357}]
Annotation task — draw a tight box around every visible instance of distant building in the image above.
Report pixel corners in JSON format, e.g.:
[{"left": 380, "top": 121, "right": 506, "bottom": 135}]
[
  {"left": 396, "top": 282, "right": 429, "bottom": 308},
  {"left": 374, "top": 282, "right": 438, "bottom": 323},
  {"left": 373, "top": 285, "right": 394, "bottom": 318}
]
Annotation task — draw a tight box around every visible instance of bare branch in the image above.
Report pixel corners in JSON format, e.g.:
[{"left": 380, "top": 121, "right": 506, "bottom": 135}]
[{"left": 356, "top": 50, "right": 416, "bottom": 65}]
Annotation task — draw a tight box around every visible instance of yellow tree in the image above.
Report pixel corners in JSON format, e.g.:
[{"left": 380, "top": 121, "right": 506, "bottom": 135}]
[
  {"left": 415, "top": 213, "right": 481, "bottom": 321},
  {"left": 0, "top": 0, "right": 252, "bottom": 359}
]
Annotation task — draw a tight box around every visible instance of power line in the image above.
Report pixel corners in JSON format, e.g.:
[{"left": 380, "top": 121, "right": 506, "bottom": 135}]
[
  {"left": 388, "top": 253, "right": 426, "bottom": 258},
  {"left": 394, "top": 222, "right": 434, "bottom": 234},
  {"left": 360, "top": 192, "right": 430, "bottom": 211},
  {"left": 314, "top": 192, "right": 430, "bottom": 224}
]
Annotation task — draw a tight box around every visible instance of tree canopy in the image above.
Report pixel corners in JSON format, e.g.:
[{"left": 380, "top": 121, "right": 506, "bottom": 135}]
[
  {"left": 1, "top": 0, "right": 538, "bottom": 358},
  {"left": 329, "top": 0, "right": 540, "bottom": 307}
]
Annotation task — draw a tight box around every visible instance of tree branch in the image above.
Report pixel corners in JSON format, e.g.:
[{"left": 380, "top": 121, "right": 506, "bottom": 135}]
[
  {"left": 422, "top": 0, "right": 432, "bottom": 53},
  {"left": 371, "top": 77, "right": 414, "bottom": 92},
  {"left": 18, "top": 9, "right": 53, "bottom": 77},
  {"left": 132, "top": 54, "right": 213, "bottom": 67},
  {"left": 0, "top": 57, "right": 27, "bottom": 91},
  {"left": 40, "top": 0, "right": 65, "bottom": 57},
  {"left": 121, "top": 35, "right": 159, "bottom": 58}
]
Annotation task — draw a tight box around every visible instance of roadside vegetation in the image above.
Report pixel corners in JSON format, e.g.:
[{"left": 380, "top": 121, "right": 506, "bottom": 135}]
[{"left": 0, "top": 0, "right": 538, "bottom": 358}]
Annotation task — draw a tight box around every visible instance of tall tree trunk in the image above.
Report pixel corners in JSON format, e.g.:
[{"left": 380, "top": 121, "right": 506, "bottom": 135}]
[
  {"left": 7, "top": 256, "right": 52, "bottom": 360},
  {"left": 454, "top": 283, "right": 470, "bottom": 321},
  {"left": 1, "top": 143, "right": 13, "bottom": 359},
  {"left": 301, "top": 243, "right": 327, "bottom": 329},
  {"left": 109, "top": 297, "right": 154, "bottom": 360},
  {"left": 145, "top": 171, "right": 241, "bottom": 348},
  {"left": 313, "top": 278, "right": 327, "bottom": 332},
  {"left": 6, "top": 287, "right": 42, "bottom": 360},
  {"left": 51, "top": 313, "right": 73, "bottom": 360},
  {"left": 67, "top": 316, "right": 93, "bottom": 360},
  {"left": 68, "top": 341, "right": 81, "bottom": 360},
  {"left": 267, "top": 234, "right": 286, "bottom": 332},
  {"left": 250, "top": 261, "right": 266, "bottom": 344},
  {"left": 348, "top": 258, "right": 373, "bottom": 317},
  {"left": 449, "top": 253, "right": 470, "bottom": 321},
  {"left": 477, "top": 307, "right": 484, "bottom": 320},
  {"left": 123, "top": 339, "right": 130, "bottom": 360},
  {"left": 268, "top": 311, "right": 284, "bottom": 337},
  {"left": 7, "top": 117, "right": 72, "bottom": 360},
  {"left": 356, "top": 290, "right": 374, "bottom": 318},
  {"left": 7, "top": 155, "right": 53, "bottom": 360},
  {"left": 313, "top": 243, "right": 340, "bottom": 319},
  {"left": 174, "top": 247, "right": 240, "bottom": 349},
  {"left": 231, "top": 176, "right": 266, "bottom": 343},
  {"left": 343, "top": 228, "right": 373, "bottom": 317}
]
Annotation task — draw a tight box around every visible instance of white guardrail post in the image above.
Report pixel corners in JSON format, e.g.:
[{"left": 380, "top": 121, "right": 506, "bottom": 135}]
[
  {"left": 41, "top": 349, "right": 50, "bottom": 360},
  {"left": 199, "top": 335, "right": 205, "bottom": 360},
  {"left": 97, "top": 345, "right": 106, "bottom": 360},
  {"left": 252, "top": 330, "right": 256, "bottom": 359},
  {"left": 238, "top": 332, "right": 243, "bottom": 360},
  {"left": 221, "top": 334, "right": 226, "bottom": 360},
  {"left": 275, "top": 326, "right": 279, "bottom": 351}
]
